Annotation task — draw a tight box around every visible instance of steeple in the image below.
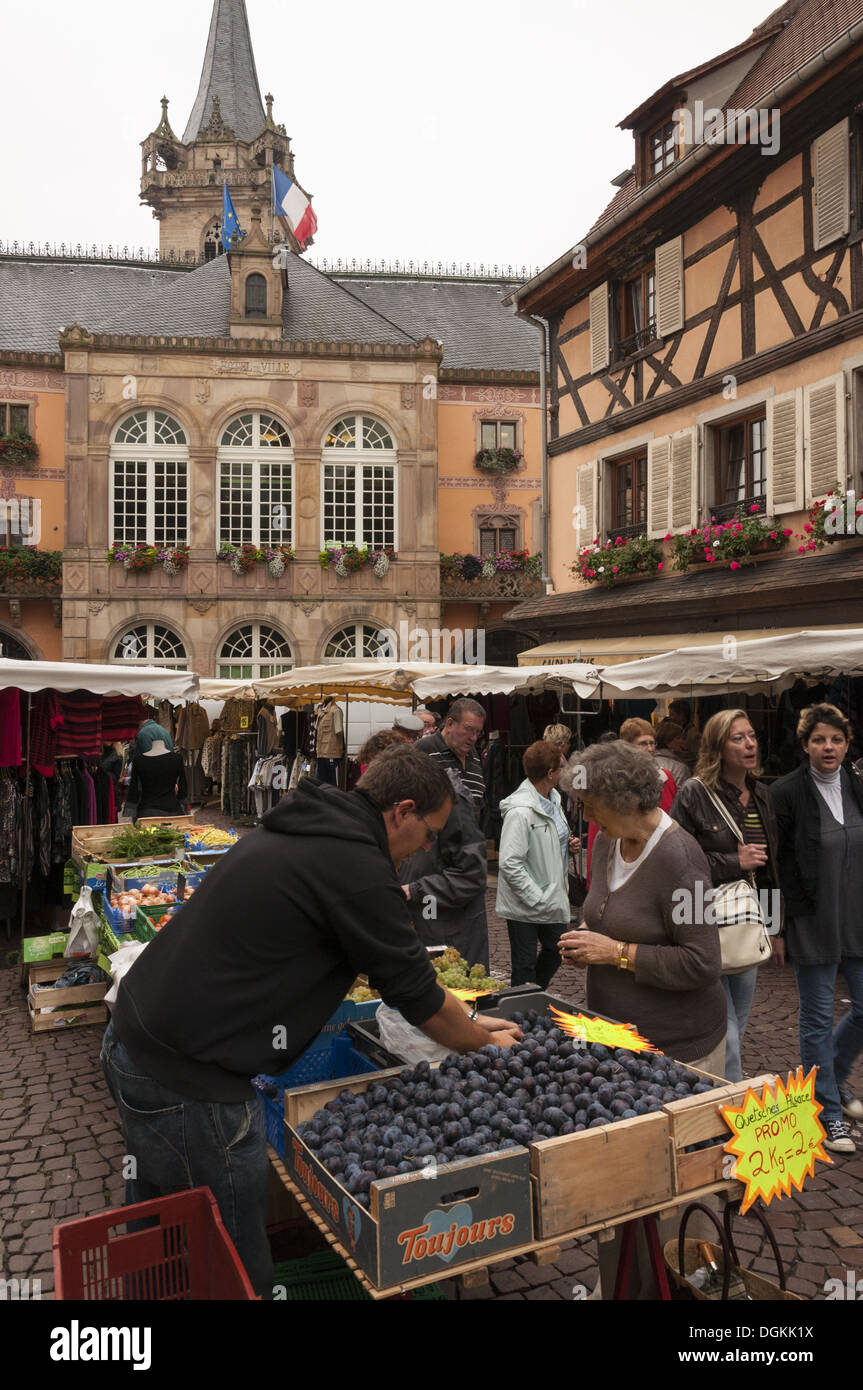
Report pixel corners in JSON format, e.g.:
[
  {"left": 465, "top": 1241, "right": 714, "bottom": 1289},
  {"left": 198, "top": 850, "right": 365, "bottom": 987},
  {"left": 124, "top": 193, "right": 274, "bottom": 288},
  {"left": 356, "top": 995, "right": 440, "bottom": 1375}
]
[{"left": 183, "top": 0, "right": 266, "bottom": 145}]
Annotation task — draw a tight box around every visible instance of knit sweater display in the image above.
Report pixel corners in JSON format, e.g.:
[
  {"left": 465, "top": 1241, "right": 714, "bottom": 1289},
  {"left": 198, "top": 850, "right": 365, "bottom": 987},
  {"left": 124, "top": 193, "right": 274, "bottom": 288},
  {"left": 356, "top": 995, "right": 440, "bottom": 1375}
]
[{"left": 583, "top": 824, "right": 726, "bottom": 1063}]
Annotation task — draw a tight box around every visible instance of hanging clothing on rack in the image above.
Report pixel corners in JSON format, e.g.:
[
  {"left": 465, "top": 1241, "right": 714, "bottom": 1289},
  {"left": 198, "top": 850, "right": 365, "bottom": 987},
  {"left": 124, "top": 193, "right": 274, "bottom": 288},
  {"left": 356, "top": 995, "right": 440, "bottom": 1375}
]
[
  {"left": 29, "top": 690, "right": 63, "bottom": 776},
  {"left": 101, "top": 695, "right": 146, "bottom": 742},
  {"left": 0, "top": 690, "right": 22, "bottom": 767},
  {"left": 256, "top": 705, "right": 280, "bottom": 758},
  {"left": 55, "top": 692, "right": 103, "bottom": 758},
  {"left": 176, "top": 703, "right": 210, "bottom": 751}
]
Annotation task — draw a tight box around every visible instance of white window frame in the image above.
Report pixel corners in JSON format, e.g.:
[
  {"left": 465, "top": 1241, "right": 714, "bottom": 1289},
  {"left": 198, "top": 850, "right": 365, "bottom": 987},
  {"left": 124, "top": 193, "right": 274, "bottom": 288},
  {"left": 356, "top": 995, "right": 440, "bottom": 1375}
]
[
  {"left": 217, "top": 412, "right": 295, "bottom": 548},
  {"left": 320, "top": 415, "right": 398, "bottom": 550},
  {"left": 216, "top": 622, "right": 294, "bottom": 681},
  {"left": 110, "top": 622, "right": 188, "bottom": 669},
  {"left": 109, "top": 410, "right": 189, "bottom": 546},
  {"left": 323, "top": 623, "right": 389, "bottom": 661}
]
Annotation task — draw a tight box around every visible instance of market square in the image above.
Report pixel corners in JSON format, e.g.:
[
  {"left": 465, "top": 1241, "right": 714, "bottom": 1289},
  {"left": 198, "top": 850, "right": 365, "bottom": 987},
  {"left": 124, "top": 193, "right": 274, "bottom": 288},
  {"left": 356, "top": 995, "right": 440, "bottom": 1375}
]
[{"left": 1, "top": 0, "right": 863, "bottom": 1339}]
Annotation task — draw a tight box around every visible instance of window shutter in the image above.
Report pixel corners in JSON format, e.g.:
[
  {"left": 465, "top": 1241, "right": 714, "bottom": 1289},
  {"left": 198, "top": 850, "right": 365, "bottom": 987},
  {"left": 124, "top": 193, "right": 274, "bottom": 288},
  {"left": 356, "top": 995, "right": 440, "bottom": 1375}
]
[
  {"left": 589, "top": 283, "right": 610, "bottom": 374},
  {"left": 804, "top": 374, "right": 846, "bottom": 501},
  {"left": 647, "top": 436, "right": 671, "bottom": 537},
  {"left": 766, "top": 390, "right": 803, "bottom": 514},
  {"left": 655, "top": 236, "right": 684, "bottom": 337},
  {"left": 670, "top": 428, "right": 697, "bottom": 531},
  {"left": 813, "top": 119, "right": 849, "bottom": 251},
  {"left": 575, "top": 460, "right": 598, "bottom": 545}
]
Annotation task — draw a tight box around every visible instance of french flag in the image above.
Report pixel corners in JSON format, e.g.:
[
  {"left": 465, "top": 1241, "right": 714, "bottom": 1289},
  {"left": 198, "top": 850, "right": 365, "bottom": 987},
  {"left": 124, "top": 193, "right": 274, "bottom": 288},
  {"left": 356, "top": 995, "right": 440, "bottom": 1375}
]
[{"left": 272, "top": 164, "right": 318, "bottom": 250}]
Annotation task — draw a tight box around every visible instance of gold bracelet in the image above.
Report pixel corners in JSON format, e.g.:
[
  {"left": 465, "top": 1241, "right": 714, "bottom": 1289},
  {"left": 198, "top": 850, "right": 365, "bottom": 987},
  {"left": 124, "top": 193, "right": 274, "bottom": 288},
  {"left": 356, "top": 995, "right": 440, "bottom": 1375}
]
[{"left": 617, "top": 941, "right": 629, "bottom": 971}]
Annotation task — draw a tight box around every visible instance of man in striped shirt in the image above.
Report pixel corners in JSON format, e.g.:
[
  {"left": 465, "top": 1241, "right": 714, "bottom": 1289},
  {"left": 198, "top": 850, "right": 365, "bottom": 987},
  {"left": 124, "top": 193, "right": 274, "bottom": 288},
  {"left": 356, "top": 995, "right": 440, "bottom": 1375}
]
[{"left": 398, "top": 699, "right": 490, "bottom": 967}]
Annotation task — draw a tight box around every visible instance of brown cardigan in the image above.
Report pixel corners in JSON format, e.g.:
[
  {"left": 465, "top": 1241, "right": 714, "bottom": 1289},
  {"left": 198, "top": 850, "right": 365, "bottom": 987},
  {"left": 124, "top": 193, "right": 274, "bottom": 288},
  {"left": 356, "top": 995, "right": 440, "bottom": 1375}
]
[{"left": 584, "top": 821, "right": 726, "bottom": 1063}]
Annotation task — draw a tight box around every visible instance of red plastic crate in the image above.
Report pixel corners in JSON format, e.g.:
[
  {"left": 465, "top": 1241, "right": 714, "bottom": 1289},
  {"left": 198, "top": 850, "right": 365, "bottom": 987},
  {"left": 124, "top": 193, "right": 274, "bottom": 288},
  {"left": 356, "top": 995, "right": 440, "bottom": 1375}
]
[{"left": 53, "top": 1187, "right": 258, "bottom": 1300}]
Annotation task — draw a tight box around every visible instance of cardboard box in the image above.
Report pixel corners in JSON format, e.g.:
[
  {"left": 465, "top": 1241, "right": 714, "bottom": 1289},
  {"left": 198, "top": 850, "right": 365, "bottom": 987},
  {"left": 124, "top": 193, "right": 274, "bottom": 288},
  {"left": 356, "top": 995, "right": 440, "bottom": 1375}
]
[
  {"left": 22, "top": 933, "right": 69, "bottom": 964},
  {"left": 283, "top": 1070, "right": 533, "bottom": 1290}
]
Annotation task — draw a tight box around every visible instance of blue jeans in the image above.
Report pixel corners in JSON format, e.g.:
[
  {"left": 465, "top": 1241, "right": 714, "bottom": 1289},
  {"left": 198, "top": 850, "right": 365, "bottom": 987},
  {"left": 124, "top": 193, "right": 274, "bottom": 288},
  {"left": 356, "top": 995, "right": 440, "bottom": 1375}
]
[
  {"left": 100, "top": 1019, "right": 273, "bottom": 1298},
  {"left": 722, "top": 967, "right": 758, "bottom": 1083},
  {"left": 793, "top": 958, "right": 863, "bottom": 1124}
]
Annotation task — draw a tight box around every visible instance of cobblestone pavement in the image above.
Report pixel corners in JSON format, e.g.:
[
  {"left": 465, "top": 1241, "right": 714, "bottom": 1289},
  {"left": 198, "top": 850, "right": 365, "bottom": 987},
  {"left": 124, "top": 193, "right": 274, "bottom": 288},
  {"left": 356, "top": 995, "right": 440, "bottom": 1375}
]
[{"left": 2, "top": 819, "right": 862, "bottom": 1301}]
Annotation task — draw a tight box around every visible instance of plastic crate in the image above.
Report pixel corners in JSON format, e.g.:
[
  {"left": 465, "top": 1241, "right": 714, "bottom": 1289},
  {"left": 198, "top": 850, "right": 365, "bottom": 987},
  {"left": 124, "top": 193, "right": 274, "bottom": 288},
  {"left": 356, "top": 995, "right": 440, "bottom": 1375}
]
[
  {"left": 271, "top": 1250, "right": 446, "bottom": 1301},
  {"left": 185, "top": 831, "right": 238, "bottom": 853},
  {"left": 52, "top": 1186, "right": 258, "bottom": 1300},
  {"left": 305, "top": 997, "right": 381, "bottom": 1053},
  {"left": 254, "top": 1034, "right": 381, "bottom": 1157}
]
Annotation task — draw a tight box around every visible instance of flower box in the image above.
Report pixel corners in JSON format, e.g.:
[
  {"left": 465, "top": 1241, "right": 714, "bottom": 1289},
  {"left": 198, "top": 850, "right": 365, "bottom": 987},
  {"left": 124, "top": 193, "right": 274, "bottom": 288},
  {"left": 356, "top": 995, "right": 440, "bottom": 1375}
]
[
  {"left": 672, "top": 512, "right": 791, "bottom": 572},
  {"left": 474, "top": 447, "right": 524, "bottom": 476},
  {"left": 572, "top": 534, "right": 663, "bottom": 587}
]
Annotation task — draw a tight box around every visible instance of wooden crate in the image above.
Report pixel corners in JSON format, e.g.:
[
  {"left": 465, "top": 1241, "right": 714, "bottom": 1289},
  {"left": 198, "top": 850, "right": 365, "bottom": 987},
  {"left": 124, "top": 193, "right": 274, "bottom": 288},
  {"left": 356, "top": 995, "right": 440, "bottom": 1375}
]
[
  {"left": 665, "top": 1071, "right": 778, "bottom": 1195},
  {"left": 283, "top": 1069, "right": 534, "bottom": 1289},
  {"left": 27, "top": 959, "right": 109, "bottom": 1033},
  {"left": 529, "top": 1111, "right": 673, "bottom": 1239},
  {"left": 71, "top": 815, "right": 192, "bottom": 867}
]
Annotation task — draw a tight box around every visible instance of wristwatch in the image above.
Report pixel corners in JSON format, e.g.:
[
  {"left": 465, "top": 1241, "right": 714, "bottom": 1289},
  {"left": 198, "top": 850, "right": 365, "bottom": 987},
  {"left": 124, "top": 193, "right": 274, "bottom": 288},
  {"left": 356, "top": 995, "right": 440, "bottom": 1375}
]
[{"left": 469, "top": 1006, "right": 479, "bottom": 1021}]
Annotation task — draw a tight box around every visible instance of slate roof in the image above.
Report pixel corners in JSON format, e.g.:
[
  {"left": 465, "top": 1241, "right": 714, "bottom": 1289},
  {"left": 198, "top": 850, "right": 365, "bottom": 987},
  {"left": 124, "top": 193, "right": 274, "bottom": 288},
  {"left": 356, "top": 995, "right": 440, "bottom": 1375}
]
[
  {"left": 335, "top": 277, "right": 540, "bottom": 371},
  {"left": 182, "top": 0, "right": 266, "bottom": 144},
  {"left": 0, "top": 260, "right": 188, "bottom": 352},
  {"left": 0, "top": 254, "right": 418, "bottom": 351}
]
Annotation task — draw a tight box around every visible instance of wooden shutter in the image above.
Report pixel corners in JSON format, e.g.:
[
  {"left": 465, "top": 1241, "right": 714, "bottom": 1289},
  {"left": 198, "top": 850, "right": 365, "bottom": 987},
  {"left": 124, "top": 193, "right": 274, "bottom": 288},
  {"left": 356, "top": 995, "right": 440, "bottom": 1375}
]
[
  {"left": 589, "top": 283, "right": 610, "bottom": 374},
  {"left": 813, "top": 119, "right": 850, "bottom": 251},
  {"left": 766, "top": 390, "right": 803, "bottom": 514},
  {"left": 647, "top": 436, "right": 671, "bottom": 537},
  {"left": 655, "top": 235, "right": 684, "bottom": 337},
  {"left": 670, "top": 428, "right": 697, "bottom": 531},
  {"left": 575, "top": 459, "right": 598, "bottom": 545},
  {"left": 804, "top": 374, "right": 846, "bottom": 501}
]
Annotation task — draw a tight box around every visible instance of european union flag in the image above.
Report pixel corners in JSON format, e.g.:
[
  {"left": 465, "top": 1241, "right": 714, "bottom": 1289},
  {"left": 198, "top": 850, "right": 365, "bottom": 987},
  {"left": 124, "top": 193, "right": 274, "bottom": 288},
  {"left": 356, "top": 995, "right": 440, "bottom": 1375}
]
[{"left": 222, "top": 184, "right": 245, "bottom": 250}]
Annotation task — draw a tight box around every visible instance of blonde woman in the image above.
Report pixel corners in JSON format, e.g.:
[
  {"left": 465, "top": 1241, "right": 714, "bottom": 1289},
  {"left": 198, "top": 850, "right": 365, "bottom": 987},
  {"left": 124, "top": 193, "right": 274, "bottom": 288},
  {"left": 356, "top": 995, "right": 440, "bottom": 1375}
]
[
  {"left": 543, "top": 723, "right": 572, "bottom": 767},
  {"left": 671, "top": 709, "right": 781, "bottom": 1083}
]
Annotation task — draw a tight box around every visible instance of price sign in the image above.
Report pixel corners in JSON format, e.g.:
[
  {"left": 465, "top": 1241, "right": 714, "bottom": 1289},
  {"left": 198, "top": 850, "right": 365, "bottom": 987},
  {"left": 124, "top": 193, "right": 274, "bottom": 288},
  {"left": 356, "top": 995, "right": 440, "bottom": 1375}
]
[
  {"left": 720, "top": 1067, "right": 829, "bottom": 1214},
  {"left": 240, "top": 716, "right": 249, "bottom": 729},
  {"left": 548, "top": 1005, "right": 654, "bottom": 1053},
  {"left": 448, "top": 987, "right": 489, "bottom": 1003}
]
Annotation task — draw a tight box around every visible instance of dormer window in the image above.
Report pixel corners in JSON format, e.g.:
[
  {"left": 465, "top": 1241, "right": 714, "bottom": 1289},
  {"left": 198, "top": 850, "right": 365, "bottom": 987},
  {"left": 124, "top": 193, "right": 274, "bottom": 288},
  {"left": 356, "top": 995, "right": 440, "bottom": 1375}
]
[
  {"left": 648, "top": 118, "right": 678, "bottom": 179},
  {"left": 245, "top": 274, "right": 267, "bottom": 318}
]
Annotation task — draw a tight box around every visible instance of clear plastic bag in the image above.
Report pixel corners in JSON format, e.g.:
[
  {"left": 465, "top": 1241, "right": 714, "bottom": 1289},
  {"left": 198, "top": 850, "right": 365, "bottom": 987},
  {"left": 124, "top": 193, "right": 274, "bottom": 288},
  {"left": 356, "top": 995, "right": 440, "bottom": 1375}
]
[{"left": 376, "top": 1003, "right": 452, "bottom": 1064}]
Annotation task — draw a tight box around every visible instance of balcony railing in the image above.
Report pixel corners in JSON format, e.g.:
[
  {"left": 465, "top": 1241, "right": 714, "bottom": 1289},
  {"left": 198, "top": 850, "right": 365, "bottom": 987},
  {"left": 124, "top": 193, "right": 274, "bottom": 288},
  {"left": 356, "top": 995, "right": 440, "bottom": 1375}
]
[
  {"left": 614, "top": 321, "right": 658, "bottom": 361},
  {"left": 710, "top": 495, "right": 767, "bottom": 523},
  {"left": 440, "top": 570, "right": 544, "bottom": 600}
]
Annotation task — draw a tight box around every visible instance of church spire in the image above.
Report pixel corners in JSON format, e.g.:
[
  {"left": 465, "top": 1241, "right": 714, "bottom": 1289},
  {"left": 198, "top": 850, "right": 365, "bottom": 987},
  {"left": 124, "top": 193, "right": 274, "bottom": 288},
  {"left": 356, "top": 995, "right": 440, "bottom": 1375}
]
[{"left": 183, "top": 0, "right": 266, "bottom": 144}]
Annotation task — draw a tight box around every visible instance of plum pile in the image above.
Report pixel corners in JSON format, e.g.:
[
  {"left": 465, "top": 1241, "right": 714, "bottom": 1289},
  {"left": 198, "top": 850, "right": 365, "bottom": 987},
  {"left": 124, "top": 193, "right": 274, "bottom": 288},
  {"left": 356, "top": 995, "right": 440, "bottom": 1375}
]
[{"left": 295, "top": 1009, "right": 717, "bottom": 1208}]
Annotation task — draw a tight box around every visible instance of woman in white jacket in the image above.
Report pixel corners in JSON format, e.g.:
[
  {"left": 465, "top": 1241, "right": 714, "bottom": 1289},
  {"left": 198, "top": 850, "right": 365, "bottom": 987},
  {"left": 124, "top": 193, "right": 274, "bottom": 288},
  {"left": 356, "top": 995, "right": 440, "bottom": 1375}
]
[{"left": 496, "top": 741, "right": 574, "bottom": 989}]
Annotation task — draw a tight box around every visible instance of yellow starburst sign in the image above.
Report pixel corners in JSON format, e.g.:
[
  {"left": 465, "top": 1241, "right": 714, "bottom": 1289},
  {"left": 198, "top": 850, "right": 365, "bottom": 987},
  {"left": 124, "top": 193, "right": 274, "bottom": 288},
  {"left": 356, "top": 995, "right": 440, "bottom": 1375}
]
[
  {"left": 720, "top": 1067, "right": 830, "bottom": 1214},
  {"left": 548, "top": 1005, "right": 654, "bottom": 1053}
]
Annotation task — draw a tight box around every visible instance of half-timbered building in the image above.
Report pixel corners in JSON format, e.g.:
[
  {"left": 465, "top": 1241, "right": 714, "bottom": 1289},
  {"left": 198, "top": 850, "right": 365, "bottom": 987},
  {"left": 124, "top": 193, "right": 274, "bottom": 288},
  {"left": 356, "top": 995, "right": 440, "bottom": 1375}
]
[{"left": 508, "top": 0, "right": 863, "bottom": 656}]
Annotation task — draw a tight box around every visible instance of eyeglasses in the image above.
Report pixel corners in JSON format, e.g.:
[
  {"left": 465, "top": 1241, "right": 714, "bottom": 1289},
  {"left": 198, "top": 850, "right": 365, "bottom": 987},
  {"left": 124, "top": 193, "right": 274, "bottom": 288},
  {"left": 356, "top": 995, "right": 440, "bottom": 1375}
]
[{"left": 392, "top": 803, "right": 438, "bottom": 846}]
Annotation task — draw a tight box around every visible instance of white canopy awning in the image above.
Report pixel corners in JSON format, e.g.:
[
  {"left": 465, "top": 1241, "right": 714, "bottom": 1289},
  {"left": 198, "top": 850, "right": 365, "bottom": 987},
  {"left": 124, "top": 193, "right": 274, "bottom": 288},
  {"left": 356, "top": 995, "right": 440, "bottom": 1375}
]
[
  {"left": 597, "top": 628, "right": 863, "bottom": 698},
  {"left": 0, "top": 658, "right": 199, "bottom": 700},
  {"left": 411, "top": 662, "right": 599, "bottom": 700}
]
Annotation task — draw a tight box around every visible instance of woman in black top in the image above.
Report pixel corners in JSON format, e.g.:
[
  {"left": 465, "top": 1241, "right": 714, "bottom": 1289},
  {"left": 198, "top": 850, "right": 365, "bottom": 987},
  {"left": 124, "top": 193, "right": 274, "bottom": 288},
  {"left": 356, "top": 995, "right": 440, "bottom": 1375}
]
[
  {"left": 671, "top": 708, "right": 781, "bottom": 1084},
  {"left": 771, "top": 703, "right": 863, "bottom": 1156},
  {"left": 127, "top": 722, "right": 187, "bottom": 819}
]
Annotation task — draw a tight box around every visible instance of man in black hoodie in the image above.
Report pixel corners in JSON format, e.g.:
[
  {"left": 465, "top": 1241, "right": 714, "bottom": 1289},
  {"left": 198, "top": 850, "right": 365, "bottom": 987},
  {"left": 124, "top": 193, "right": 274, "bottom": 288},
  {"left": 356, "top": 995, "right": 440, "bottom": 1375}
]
[{"left": 101, "top": 745, "right": 519, "bottom": 1296}]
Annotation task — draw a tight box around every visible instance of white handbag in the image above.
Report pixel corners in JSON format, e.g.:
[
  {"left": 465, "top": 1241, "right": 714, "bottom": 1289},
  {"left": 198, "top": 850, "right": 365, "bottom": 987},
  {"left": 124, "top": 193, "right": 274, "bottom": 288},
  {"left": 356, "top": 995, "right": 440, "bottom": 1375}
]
[{"left": 693, "top": 779, "right": 772, "bottom": 974}]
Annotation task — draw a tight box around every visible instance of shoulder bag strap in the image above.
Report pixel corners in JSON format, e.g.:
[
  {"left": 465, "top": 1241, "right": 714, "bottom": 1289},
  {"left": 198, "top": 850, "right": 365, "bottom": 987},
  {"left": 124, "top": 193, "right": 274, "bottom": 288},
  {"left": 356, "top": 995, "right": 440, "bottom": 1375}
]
[{"left": 692, "top": 776, "right": 743, "bottom": 844}]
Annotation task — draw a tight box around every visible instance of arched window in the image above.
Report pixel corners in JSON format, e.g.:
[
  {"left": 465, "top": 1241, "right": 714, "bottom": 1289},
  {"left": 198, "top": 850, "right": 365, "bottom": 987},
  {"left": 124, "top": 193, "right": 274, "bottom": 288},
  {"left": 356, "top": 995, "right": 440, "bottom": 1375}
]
[
  {"left": 110, "top": 410, "right": 188, "bottom": 547},
  {"left": 218, "top": 623, "right": 293, "bottom": 680},
  {"left": 203, "top": 217, "right": 224, "bottom": 261},
  {"left": 112, "top": 623, "right": 187, "bottom": 669},
  {"left": 324, "top": 623, "right": 389, "bottom": 660},
  {"left": 321, "top": 415, "right": 397, "bottom": 552},
  {"left": 218, "top": 412, "right": 294, "bottom": 547},
  {"left": 0, "top": 628, "right": 32, "bottom": 660},
  {"left": 245, "top": 274, "right": 268, "bottom": 318}
]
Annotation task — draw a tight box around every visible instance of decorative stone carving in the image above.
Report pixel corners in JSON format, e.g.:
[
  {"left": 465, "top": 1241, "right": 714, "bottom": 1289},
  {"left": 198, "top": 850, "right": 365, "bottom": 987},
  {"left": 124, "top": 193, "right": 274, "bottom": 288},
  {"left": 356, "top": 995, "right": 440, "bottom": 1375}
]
[
  {"left": 300, "top": 381, "right": 318, "bottom": 408},
  {"left": 193, "top": 491, "right": 213, "bottom": 516},
  {"left": 0, "top": 369, "right": 61, "bottom": 390},
  {"left": 401, "top": 384, "right": 416, "bottom": 410},
  {"left": 1, "top": 477, "right": 16, "bottom": 500},
  {"left": 350, "top": 363, "right": 369, "bottom": 379},
  {"left": 64, "top": 566, "right": 85, "bottom": 592},
  {"left": 8, "top": 599, "right": 22, "bottom": 628},
  {"left": 298, "top": 602, "right": 319, "bottom": 617},
  {"left": 191, "top": 568, "right": 212, "bottom": 592},
  {"left": 298, "top": 496, "right": 317, "bottom": 519},
  {"left": 189, "top": 599, "right": 215, "bottom": 615},
  {"left": 296, "top": 568, "right": 317, "bottom": 593},
  {"left": 195, "top": 379, "right": 211, "bottom": 403},
  {"left": 211, "top": 359, "right": 300, "bottom": 378},
  {"left": 89, "top": 377, "right": 105, "bottom": 402},
  {"left": 59, "top": 324, "right": 95, "bottom": 349},
  {"left": 400, "top": 603, "right": 417, "bottom": 617},
  {"left": 198, "top": 95, "right": 236, "bottom": 141},
  {"left": 142, "top": 356, "right": 160, "bottom": 372},
  {"left": 87, "top": 601, "right": 107, "bottom": 614}
]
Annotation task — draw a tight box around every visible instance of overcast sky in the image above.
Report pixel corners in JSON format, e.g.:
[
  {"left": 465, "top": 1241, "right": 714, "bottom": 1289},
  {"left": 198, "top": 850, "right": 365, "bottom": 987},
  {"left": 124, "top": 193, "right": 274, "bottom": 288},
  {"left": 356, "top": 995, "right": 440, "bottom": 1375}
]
[{"left": 1, "top": 0, "right": 776, "bottom": 274}]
